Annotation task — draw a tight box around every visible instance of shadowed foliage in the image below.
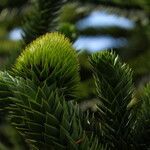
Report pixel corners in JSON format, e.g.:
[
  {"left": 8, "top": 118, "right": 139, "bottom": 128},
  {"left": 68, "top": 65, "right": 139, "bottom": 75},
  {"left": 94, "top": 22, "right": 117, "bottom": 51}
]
[
  {"left": 0, "top": 33, "right": 149, "bottom": 150},
  {"left": 22, "top": 0, "right": 66, "bottom": 45}
]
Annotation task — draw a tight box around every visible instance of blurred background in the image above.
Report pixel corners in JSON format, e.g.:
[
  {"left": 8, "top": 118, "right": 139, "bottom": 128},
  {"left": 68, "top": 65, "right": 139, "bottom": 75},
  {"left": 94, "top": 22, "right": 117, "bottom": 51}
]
[
  {"left": 0, "top": 0, "right": 149, "bottom": 85},
  {"left": 0, "top": 0, "right": 149, "bottom": 149}
]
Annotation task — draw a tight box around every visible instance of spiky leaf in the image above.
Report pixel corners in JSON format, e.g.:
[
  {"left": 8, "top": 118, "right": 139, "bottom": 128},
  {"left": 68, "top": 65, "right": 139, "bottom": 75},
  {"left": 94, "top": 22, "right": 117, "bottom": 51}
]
[
  {"left": 90, "top": 51, "right": 135, "bottom": 149},
  {"left": 14, "top": 32, "right": 80, "bottom": 100},
  {"left": 1, "top": 74, "right": 103, "bottom": 150},
  {"left": 0, "top": 71, "right": 19, "bottom": 120}
]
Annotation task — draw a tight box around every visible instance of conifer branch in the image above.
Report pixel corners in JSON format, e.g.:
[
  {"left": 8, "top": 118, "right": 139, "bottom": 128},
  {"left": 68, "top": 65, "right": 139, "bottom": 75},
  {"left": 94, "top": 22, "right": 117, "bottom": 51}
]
[
  {"left": 23, "top": 0, "right": 66, "bottom": 45},
  {"left": 90, "top": 51, "right": 135, "bottom": 149}
]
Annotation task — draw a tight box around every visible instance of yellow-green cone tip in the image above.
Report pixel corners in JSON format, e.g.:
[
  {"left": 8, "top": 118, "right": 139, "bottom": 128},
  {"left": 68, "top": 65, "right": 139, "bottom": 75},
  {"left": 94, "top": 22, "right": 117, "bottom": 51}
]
[{"left": 14, "top": 32, "right": 80, "bottom": 100}]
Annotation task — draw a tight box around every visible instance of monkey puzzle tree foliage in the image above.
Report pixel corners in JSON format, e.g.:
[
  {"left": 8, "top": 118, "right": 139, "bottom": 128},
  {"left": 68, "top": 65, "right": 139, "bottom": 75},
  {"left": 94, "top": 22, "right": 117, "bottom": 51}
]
[
  {"left": 0, "top": 0, "right": 150, "bottom": 150},
  {"left": 0, "top": 32, "right": 149, "bottom": 150}
]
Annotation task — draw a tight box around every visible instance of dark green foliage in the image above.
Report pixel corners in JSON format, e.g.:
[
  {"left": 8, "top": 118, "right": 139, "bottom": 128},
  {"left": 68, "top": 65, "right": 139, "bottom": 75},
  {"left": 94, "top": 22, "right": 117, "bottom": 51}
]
[
  {"left": 0, "top": 33, "right": 150, "bottom": 149},
  {"left": 89, "top": 51, "right": 135, "bottom": 149},
  {"left": 78, "top": 51, "right": 93, "bottom": 81},
  {"left": 0, "top": 40, "right": 22, "bottom": 70},
  {"left": 0, "top": 0, "right": 150, "bottom": 149},
  {"left": 0, "top": 71, "right": 17, "bottom": 122},
  {"left": 77, "top": 51, "right": 96, "bottom": 101},
  {"left": 23, "top": 0, "right": 65, "bottom": 45},
  {"left": 0, "top": 0, "right": 27, "bottom": 8},
  {"left": 58, "top": 23, "right": 78, "bottom": 42},
  {"left": 79, "top": 0, "right": 149, "bottom": 12},
  {"left": 133, "top": 84, "right": 150, "bottom": 149},
  {"left": 0, "top": 33, "right": 103, "bottom": 149},
  {"left": 0, "top": 72, "right": 105, "bottom": 150},
  {"left": 0, "top": 123, "right": 29, "bottom": 150},
  {"left": 7, "top": 78, "right": 90, "bottom": 149},
  {"left": 128, "top": 50, "right": 150, "bottom": 77}
]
